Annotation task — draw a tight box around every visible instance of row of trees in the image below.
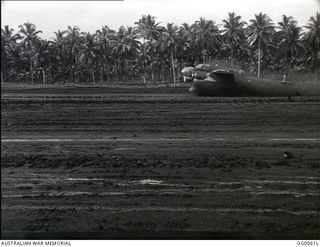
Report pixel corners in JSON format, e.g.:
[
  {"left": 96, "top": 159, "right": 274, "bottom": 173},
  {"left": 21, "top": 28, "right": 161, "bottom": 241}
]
[{"left": 1, "top": 12, "right": 319, "bottom": 85}]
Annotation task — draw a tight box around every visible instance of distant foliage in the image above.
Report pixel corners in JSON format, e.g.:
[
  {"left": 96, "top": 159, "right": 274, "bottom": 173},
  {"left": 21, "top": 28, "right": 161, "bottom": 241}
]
[{"left": 1, "top": 12, "right": 319, "bottom": 84}]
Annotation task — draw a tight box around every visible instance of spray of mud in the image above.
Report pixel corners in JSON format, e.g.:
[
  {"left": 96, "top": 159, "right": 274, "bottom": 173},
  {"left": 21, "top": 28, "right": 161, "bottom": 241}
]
[{"left": 190, "top": 73, "right": 320, "bottom": 97}]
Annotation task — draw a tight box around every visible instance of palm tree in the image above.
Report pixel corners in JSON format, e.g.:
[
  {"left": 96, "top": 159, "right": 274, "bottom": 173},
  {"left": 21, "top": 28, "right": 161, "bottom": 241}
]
[
  {"left": 79, "top": 32, "right": 99, "bottom": 84},
  {"left": 276, "top": 15, "right": 305, "bottom": 78},
  {"left": 222, "top": 12, "right": 246, "bottom": 68},
  {"left": 123, "top": 26, "right": 140, "bottom": 80},
  {"left": 96, "top": 26, "right": 116, "bottom": 82},
  {"left": 34, "top": 40, "right": 51, "bottom": 84},
  {"left": 65, "top": 26, "right": 81, "bottom": 83},
  {"left": 51, "top": 30, "right": 68, "bottom": 82},
  {"left": 52, "top": 30, "right": 67, "bottom": 62},
  {"left": 111, "top": 26, "right": 140, "bottom": 81},
  {"left": 191, "top": 17, "right": 220, "bottom": 63},
  {"left": 135, "top": 14, "right": 164, "bottom": 83},
  {"left": 160, "top": 23, "right": 178, "bottom": 84},
  {"left": 247, "top": 13, "right": 275, "bottom": 78},
  {"left": 1, "top": 25, "right": 21, "bottom": 44},
  {"left": 1, "top": 25, "right": 22, "bottom": 84},
  {"left": 18, "top": 22, "right": 42, "bottom": 84},
  {"left": 135, "top": 14, "right": 163, "bottom": 42},
  {"left": 304, "top": 12, "right": 320, "bottom": 82},
  {"left": 3, "top": 42, "right": 29, "bottom": 83}
]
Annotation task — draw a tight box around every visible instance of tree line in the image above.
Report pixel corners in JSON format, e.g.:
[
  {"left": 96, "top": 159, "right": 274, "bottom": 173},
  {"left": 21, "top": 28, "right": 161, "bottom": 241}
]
[{"left": 1, "top": 12, "right": 319, "bottom": 85}]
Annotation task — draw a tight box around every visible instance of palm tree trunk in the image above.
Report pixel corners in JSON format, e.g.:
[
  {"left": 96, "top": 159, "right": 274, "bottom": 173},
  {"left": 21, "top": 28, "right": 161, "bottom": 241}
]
[
  {"left": 42, "top": 68, "right": 46, "bottom": 85},
  {"left": 74, "top": 53, "right": 78, "bottom": 83},
  {"left": 142, "top": 62, "right": 146, "bottom": 83},
  {"left": 285, "top": 52, "right": 289, "bottom": 78},
  {"left": 73, "top": 67, "right": 76, "bottom": 83},
  {"left": 142, "top": 40, "right": 147, "bottom": 84},
  {"left": 231, "top": 47, "right": 234, "bottom": 68},
  {"left": 30, "top": 57, "right": 34, "bottom": 85},
  {"left": 105, "top": 64, "right": 109, "bottom": 83},
  {"left": 1, "top": 72, "right": 3, "bottom": 86},
  {"left": 257, "top": 39, "right": 261, "bottom": 78},
  {"left": 286, "top": 53, "right": 293, "bottom": 80},
  {"left": 161, "top": 63, "right": 165, "bottom": 82},
  {"left": 171, "top": 50, "right": 176, "bottom": 84},
  {"left": 315, "top": 49, "right": 318, "bottom": 84},
  {"left": 50, "top": 67, "right": 54, "bottom": 83},
  {"left": 91, "top": 68, "right": 95, "bottom": 85},
  {"left": 100, "top": 66, "right": 103, "bottom": 83}
]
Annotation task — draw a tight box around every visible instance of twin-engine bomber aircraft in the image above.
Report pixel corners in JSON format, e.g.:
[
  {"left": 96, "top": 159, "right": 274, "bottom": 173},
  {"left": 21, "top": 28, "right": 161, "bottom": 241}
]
[{"left": 181, "top": 65, "right": 319, "bottom": 97}]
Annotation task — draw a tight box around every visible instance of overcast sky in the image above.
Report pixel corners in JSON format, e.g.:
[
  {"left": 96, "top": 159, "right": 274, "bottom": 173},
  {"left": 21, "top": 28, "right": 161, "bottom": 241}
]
[{"left": 1, "top": 0, "right": 319, "bottom": 39}]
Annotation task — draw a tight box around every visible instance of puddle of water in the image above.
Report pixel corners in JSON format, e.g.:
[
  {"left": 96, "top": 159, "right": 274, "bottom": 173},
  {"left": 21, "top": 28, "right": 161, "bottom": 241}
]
[
  {"left": 244, "top": 179, "right": 320, "bottom": 185},
  {"left": 66, "top": 178, "right": 104, "bottom": 181},
  {"left": 133, "top": 179, "right": 164, "bottom": 185},
  {"left": 208, "top": 179, "right": 320, "bottom": 186},
  {"left": 114, "top": 148, "right": 136, "bottom": 151}
]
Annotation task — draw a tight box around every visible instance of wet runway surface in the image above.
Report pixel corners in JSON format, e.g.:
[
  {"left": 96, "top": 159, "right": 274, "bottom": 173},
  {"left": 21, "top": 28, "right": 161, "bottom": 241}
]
[{"left": 1, "top": 86, "right": 320, "bottom": 239}]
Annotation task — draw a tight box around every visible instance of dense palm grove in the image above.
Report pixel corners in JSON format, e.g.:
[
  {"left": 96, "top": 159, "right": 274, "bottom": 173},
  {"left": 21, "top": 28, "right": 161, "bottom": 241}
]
[{"left": 1, "top": 12, "right": 319, "bottom": 85}]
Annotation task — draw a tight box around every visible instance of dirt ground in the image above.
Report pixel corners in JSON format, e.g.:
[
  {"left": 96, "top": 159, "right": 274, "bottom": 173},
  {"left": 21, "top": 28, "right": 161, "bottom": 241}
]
[{"left": 1, "top": 86, "right": 320, "bottom": 239}]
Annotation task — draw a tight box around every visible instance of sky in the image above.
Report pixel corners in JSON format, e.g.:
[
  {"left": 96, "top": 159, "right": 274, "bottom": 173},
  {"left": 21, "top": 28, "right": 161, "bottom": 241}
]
[{"left": 1, "top": 0, "right": 319, "bottom": 39}]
